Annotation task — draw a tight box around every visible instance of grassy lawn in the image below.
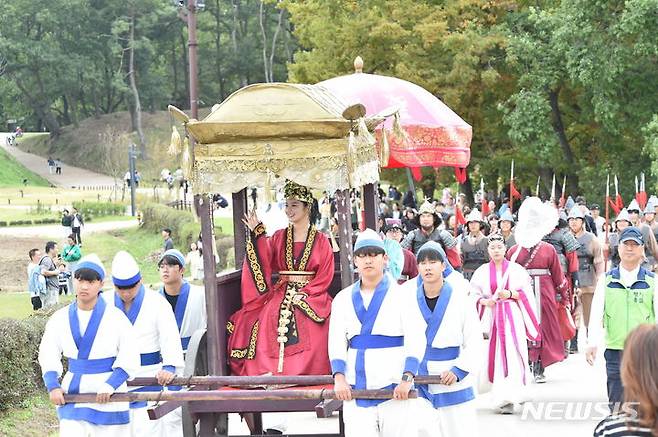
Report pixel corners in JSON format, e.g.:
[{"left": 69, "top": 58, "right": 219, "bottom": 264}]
[
  {"left": 0, "top": 147, "right": 50, "bottom": 188},
  {"left": 0, "top": 207, "right": 135, "bottom": 224},
  {"left": 0, "top": 293, "right": 75, "bottom": 320},
  {"left": 0, "top": 186, "right": 127, "bottom": 207},
  {"left": 0, "top": 392, "right": 58, "bottom": 437},
  {"left": 214, "top": 216, "right": 234, "bottom": 235}
]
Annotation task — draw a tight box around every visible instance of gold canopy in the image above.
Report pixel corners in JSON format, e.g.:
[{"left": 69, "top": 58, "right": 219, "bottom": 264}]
[{"left": 173, "top": 82, "right": 380, "bottom": 194}]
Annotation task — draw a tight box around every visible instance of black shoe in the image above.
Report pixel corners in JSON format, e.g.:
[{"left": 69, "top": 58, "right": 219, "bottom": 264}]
[{"left": 264, "top": 430, "right": 283, "bottom": 435}]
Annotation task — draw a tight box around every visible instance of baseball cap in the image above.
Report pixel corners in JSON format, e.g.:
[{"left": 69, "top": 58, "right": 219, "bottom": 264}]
[{"left": 619, "top": 227, "right": 644, "bottom": 245}]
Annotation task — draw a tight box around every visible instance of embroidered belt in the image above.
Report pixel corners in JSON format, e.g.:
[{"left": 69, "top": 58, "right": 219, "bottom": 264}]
[
  {"left": 526, "top": 268, "right": 550, "bottom": 276},
  {"left": 349, "top": 335, "right": 404, "bottom": 349},
  {"left": 278, "top": 270, "right": 315, "bottom": 285},
  {"left": 67, "top": 356, "right": 116, "bottom": 374},
  {"left": 424, "top": 346, "right": 460, "bottom": 361},
  {"left": 140, "top": 351, "right": 162, "bottom": 366}
]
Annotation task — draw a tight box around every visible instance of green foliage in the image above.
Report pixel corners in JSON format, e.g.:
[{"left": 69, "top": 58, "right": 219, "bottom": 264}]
[
  {"left": 72, "top": 201, "right": 125, "bottom": 218},
  {"left": 141, "top": 203, "right": 199, "bottom": 248},
  {"left": 0, "top": 148, "right": 49, "bottom": 188}
]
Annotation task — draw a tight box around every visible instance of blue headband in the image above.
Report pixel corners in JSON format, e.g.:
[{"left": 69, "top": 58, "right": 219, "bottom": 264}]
[
  {"left": 159, "top": 249, "right": 186, "bottom": 268},
  {"left": 75, "top": 261, "right": 105, "bottom": 281}
]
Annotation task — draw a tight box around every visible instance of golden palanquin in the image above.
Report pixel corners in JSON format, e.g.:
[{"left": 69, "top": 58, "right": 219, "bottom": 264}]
[{"left": 174, "top": 82, "right": 380, "bottom": 193}]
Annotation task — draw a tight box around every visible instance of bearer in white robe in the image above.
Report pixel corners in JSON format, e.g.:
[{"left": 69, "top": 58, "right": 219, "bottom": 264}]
[
  {"left": 401, "top": 241, "right": 482, "bottom": 437},
  {"left": 39, "top": 255, "right": 140, "bottom": 437},
  {"left": 158, "top": 249, "right": 207, "bottom": 355},
  {"left": 157, "top": 249, "right": 207, "bottom": 436},
  {"left": 105, "top": 251, "right": 185, "bottom": 436},
  {"left": 470, "top": 234, "right": 540, "bottom": 414},
  {"left": 329, "top": 229, "right": 427, "bottom": 437}
]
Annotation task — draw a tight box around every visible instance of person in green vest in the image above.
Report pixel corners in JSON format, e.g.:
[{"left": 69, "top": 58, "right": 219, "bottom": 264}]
[
  {"left": 586, "top": 226, "right": 658, "bottom": 409},
  {"left": 61, "top": 234, "right": 82, "bottom": 294}
]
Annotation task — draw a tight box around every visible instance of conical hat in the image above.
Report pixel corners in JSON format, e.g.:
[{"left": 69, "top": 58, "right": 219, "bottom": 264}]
[
  {"left": 567, "top": 205, "right": 584, "bottom": 220},
  {"left": 514, "top": 197, "right": 559, "bottom": 248},
  {"left": 499, "top": 210, "right": 514, "bottom": 224},
  {"left": 627, "top": 199, "right": 641, "bottom": 212},
  {"left": 465, "top": 209, "right": 483, "bottom": 224},
  {"left": 615, "top": 208, "right": 631, "bottom": 223}
]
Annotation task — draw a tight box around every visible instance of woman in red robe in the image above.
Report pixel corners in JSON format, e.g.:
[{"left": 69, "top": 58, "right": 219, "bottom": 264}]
[
  {"left": 228, "top": 180, "right": 334, "bottom": 376},
  {"left": 506, "top": 197, "right": 568, "bottom": 383}
]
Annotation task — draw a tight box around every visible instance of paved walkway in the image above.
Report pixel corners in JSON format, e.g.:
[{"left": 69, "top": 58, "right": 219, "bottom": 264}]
[
  {"left": 1, "top": 132, "right": 116, "bottom": 188},
  {"left": 225, "top": 349, "right": 607, "bottom": 436}
]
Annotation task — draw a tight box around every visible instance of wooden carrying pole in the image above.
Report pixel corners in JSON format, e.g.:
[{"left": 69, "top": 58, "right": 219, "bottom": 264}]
[
  {"left": 64, "top": 389, "right": 418, "bottom": 404},
  {"left": 128, "top": 375, "right": 446, "bottom": 387}
]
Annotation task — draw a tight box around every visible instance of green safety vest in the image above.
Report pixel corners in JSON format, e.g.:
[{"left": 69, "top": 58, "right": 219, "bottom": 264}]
[{"left": 603, "top": 267, "right": 656, "bottom": 350}]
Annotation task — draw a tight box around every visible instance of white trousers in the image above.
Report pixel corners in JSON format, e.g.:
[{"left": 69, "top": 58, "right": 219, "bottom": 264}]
[
  {"left": 159, "top": 406, "right": 183, "bottom": 437},
  {"left": 59, "top": 419, "right": 130, "bottom": 437},
  {"left": 129, "top": 407, "right": 162, "bottom": 436},
  {"left": 420, "top": 400, "right": 478, "bottom": 437},
  {"left": 342, "top": 398, "right": 433, "bottom": 437}
]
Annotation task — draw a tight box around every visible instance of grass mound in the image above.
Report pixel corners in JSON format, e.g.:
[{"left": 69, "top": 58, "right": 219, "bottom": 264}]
[{"left": 0, "top": 147, "right": 49, "bottom": 188}]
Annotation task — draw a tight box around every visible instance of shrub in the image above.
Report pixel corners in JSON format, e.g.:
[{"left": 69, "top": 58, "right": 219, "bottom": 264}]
[
  {"left": 72, "top": 201, "right": 125, "bottom": 218},
  {"left": 0, "top": 304, "right": 68, "bottom": 410},
  {"left": 141, "top": 203, "right": 199, "bottom": 249},
  {"left": 0, "top": 221, "right": 6, "bottom": 227}
]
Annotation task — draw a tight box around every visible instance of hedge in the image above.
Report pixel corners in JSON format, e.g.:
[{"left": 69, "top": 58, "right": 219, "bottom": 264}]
[
  {"left": 72, "top": 201, "right": 125, "bottom": 218},
  {"left": 141, "top": 203, "right": 234, "bottom": 268},
  {"left": 0, "top": 304, "right": 65, "bottom": 410}
]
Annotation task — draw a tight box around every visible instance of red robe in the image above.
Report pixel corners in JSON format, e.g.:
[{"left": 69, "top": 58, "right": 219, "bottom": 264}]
[
  {"left": 228, "top": 225, "right": 334, "bottom": 376},
  {"left": 402, "top": 248, "right": 418, "bottom": 280},
  {"left": 507, "top": 242, "right": 568, "bottom": 367}
]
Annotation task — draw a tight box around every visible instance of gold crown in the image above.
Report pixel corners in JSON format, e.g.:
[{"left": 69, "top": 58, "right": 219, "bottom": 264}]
[{"left": 283, "top": 180, "right": 315, "bottom": 204}]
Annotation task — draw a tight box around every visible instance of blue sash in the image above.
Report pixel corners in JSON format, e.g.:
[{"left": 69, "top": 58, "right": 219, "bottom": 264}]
[{"left": 68, "top": 299, "right": 107, "bottom": 394}]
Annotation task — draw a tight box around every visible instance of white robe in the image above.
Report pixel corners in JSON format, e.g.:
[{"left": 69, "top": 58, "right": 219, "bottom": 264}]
[
  {"left": 160, "top": 281, "right": 207, "bottom": 354},
  {"left": 38, "top": 299, "right": 140, "bottom": 428},
  {"left": 470, "top": 261, "right": 540, "bottom": 408},
  {"left": 400, "top": 276, "right": 482, "bottom": 437},
  {"left": 104, "top": 286, "right": 185, "bottom": 436},
  {"left": 328, "top": 273, "right": 427, "bottom": 437}
]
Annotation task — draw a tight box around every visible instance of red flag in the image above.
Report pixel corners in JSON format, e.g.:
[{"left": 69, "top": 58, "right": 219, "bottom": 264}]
[
  {"left": 411, "top": 167, "right": 423, "bottom": 181},
  {"left": 454, "top": 167, "right": 467, "bottom": 184},
  {"left": 607, "top": 196, "right": 621, "bottom": 215},
  {"left": 637, "top": 192, "right": 647, "bottom": 210},
  {"left": 455, "top": 207, "right": 466, "bottom": 225}
]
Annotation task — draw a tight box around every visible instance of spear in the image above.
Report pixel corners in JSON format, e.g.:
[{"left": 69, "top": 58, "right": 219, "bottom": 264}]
[
  {"left": 605, "top": 174, "right": 610, "bottom": 271},
  {"left": 551, "top": 173, "right": 556, "bottom": 203},
  {"left": 509, "top": 160, "right": 514, "bottom": 213},
  {"left": 535, "top": 176, "right": 541, "bottom": 198}
]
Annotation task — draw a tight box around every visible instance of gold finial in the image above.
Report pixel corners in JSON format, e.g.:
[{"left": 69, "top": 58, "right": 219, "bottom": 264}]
[{"left": 354, "top": 56, "right": 364, "bottom": 73}]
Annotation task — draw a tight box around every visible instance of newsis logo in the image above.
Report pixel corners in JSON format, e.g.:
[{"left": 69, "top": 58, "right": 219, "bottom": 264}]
[{"left": 520, "top": 401, "right": 640, "bottom": 421}]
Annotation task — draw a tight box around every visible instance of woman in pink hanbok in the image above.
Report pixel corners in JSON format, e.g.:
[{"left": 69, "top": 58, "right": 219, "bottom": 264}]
[{"left": 470, "top": 234, "right": 540, "bottom": 414}]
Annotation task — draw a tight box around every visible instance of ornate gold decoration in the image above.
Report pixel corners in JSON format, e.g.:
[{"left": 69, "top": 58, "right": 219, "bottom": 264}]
[
  {"left": 283, "top": 180, "right": 315, "bottom": 204},
  {"left": 253, "top": 223, "right": 266, "bottom": 237},
  {"left": 169, "top": 126, "right": 182, "bottom": 156},
  {"left": 284, "top": 225, "right": 317, "bottom": 271},
  {"left": 226, "top": 320, "right": 235, "bottom": 334},
  {"left": 293, "top": 299, "right": 325, "bottom": 323},
  {"left": 245, "top": 237, "right": 267, "bottom": 294},
  {"left": 229, "top": 321, "right": 259, "bottom": 360}
]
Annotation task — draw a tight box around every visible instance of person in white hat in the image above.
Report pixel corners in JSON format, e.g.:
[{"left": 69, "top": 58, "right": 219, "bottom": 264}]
[
  {"left": 460, "top": 209, "right": 489, "bottom": 280},
  {"left": 499, "top": 210, "right": 516, "bottom": 250},
  {"left": 105, "top": 251, "right": 185, "bottom": 436},
  {"left": 507, "top": 197, "right": 569, "bottom": 383},
  {"left": 642, "top": 197, "right": 658, "bottom": 245},
  {"left": 329, "top": 228, "right": 427, "bottom": 437},
  {"left": 399, "top": 241, "right": 482, "bottom": 435},
  {"left": 605, "top": 208, "right": 632, "bottom": 269},
  {"left": 567, "top": 205, "right": 605, "bottom": 354},
  {"left": 38, "top": 254, "right": 140, "bottom": 437},
  {"left": 626, "top": 199, "right": 658, "bottom": 272},
  {"left": 401, "top": 199, "right": 462, "bottom": 270}
]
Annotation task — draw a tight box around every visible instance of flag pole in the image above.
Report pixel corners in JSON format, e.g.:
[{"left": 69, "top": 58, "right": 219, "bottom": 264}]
[
  {"left": 551, "top": 173, "right": 556, "bottom": 204},
  {"left": 536, "top": 176, "right": 541, "bottom": 198}
]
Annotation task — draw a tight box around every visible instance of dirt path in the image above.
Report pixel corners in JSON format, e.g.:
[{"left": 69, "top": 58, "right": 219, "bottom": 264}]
[
  {"left": 1, "top": 133, "right": 115, "bottom": 188},
  {"left": 0, "top": 219, "right": 137, "bottom": 238}
]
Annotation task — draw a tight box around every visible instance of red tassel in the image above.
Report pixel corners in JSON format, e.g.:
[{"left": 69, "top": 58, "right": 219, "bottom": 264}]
[
  {"left": 638, "top": 192, "right": 647, "bottom": 210},
  {"left": 411, "top": 167, "right": 423, "bottom": 181},
  {"left": 454, "top": 167, "right": 467, "bottom": 184},
  {"left": 456, "top": 207, "right": 466, "bottom": 225},
  {"left": 608, "top": 197, "right": 621, "bottom": 215},
  {"left": 616, "top": 194, "right": 624, "bottom": 211},
  {"left": 510, "top": 182, "right": 522, "bottom": 200},
  {"left": 481, "top": 198, "right": 491, "bottom": 215}
]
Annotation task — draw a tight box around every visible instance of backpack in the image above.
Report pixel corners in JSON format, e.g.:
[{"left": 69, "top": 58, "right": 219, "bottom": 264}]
[{"left": 62, "top": 214, "right": 72, "bottom": 227}]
